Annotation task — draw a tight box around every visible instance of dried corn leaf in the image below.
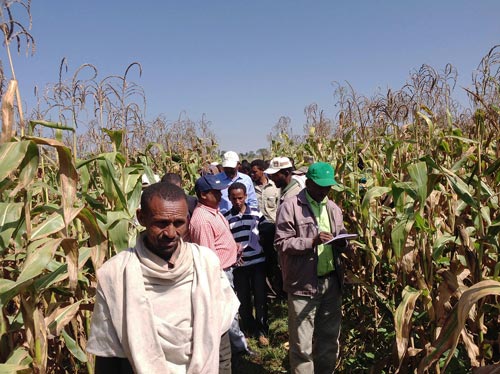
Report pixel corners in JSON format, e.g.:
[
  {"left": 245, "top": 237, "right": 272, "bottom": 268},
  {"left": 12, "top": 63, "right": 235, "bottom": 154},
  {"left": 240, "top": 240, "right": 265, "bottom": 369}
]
[
  {"left": 1, "top": 79, "right": 16, "bottom": 144},
  {"left": 21, "top": 296, "right": 48, "bottom": 372},
  {"left": 61, "top": 238, "right": 78, "bottom": 291},
  {"left": 45, "top": 301, "right": 83, "bottom": 338},
  {"left": 461, "top": 329, "right": 480, "bottom": 367},
  {"left": 24, "top": 136, "right": 78, "bottom": 231},
  {"left": 395, "top": 286, "right": 422, "bottom": 373},
  {"left": 418, "top": 280, "right": 500, "bottom": 373}
]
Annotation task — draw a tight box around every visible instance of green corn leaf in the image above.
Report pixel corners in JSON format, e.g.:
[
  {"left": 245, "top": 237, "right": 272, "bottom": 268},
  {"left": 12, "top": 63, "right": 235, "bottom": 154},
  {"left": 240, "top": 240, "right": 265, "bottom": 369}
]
[
  {"left": 126, "top": 175, "right": 142, "bottom": 215},
  {"left": 391, "top": 215, "right": 415, "bottom": 259},
  {"left": 77, "top": 207, "right": 106, "bottom": 246},
  {"left": 8, "top": 141, "right": 39, "bottom": 197},
  {"left": 30, "top": 206, "right": 82, "bottom": 241},
  {"left": 17, "top": 238, "right": 63, "bottom": 284},
  {"left": 79, "top": 163, "right": 90, "bottom": 193},
  {"left": 0, "top": 202, "right": 23, "bottom": 253},
  {"left": 0, "top": 279, "right": 17, "bottom": 306},
  {"left": 107, "top": 211, "right": 131, "bottom": 252},
  {"left": 33, "top": 263, "right": 68, "bottom": 292},
  {"left": 0, "top": 364, "right": 32, "bottom": 374},
  {"left": 432, "top": 234, "right": 458, "bottom": 260},
  {"left": 484, "top": 157, "right": 500, "bottom": 176},
  {"left": 4, "top": 346, "right": 31, "bottom": 366},
  {"left": 97, "top": 158, "right": 118, "bottom": 205},
  {"left": 103, "top": 128, "right": 124, "bottom": 151},
  {"left": 61, "top": 329, "right": 87, "bottom": 363},
  {"left": 407, "top": 161, "right": 428, "bottom": 211},
  {"left": 360, "top": 186, "right": 391, "bottom": 221},
  {"left": 0, "top": 141, "right": 35, "bottom": 182},
  {"left": 445, "top": 174, "right": 478, "bottom": 209},
  {"left": 123, "top": 167, "right": 142, "bottom": 194}
]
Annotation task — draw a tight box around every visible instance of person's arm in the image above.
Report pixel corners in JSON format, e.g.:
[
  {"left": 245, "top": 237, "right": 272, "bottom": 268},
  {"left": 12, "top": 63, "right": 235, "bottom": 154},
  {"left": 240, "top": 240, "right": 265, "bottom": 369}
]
[
  {"left": 245, "top": 180, "right": 259, "bottom": 209},
  {"left": 274, "top": 201, "right": 315, "bottom": 256},
  {"left": 95, "top": 356, "right": 134, "bottom": 374}
]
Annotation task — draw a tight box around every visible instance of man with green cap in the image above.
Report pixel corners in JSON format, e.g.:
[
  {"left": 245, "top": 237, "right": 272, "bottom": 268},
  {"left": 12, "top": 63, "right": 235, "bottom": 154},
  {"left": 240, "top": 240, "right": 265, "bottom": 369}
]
[{"left": 274, "top": 162, "right": 349, "bottom": 374}]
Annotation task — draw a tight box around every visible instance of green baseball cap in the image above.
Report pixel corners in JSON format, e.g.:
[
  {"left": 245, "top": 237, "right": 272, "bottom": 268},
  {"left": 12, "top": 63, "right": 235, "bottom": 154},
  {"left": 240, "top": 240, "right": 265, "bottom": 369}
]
[{"left": 306, "top": 162, "right": 337, "bottom": 187}]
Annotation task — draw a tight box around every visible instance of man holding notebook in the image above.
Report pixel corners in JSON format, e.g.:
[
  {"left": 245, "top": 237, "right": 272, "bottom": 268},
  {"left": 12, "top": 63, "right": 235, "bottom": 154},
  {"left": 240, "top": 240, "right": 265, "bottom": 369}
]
[{"left": 274, "top": 162, "right": 352, "bottom": 374}]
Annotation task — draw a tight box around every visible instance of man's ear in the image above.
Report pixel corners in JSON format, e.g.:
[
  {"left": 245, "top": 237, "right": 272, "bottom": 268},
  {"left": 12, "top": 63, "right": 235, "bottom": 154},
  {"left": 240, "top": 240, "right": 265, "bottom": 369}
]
[{"left": 137, "top": 208, "right": 146, "bottom": 226}]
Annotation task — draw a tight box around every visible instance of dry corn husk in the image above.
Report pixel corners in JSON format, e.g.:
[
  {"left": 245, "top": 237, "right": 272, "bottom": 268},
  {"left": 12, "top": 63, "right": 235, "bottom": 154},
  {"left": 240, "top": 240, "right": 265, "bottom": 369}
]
[{"left": 1, "top": 79, "right": 17, "bottom": 144}]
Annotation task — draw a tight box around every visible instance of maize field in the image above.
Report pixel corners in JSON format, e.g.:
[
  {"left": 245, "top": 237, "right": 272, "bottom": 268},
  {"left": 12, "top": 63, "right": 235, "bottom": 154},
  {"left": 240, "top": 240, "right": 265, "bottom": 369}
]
[{"left": 0, "top": 1, "right": 499, "bottom": 373}]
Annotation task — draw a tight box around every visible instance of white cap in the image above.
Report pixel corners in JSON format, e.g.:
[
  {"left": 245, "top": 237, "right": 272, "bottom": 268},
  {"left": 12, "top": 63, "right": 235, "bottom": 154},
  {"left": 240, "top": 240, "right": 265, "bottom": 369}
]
[
  {"left": 264, "top": 157, "right": 293, "bottom": 174},
  {"left": 222, "top": 151, "right": 240, "bottom": 168},
  {"left": 142, "top": 174, "right": 160, "bottom": 186}
]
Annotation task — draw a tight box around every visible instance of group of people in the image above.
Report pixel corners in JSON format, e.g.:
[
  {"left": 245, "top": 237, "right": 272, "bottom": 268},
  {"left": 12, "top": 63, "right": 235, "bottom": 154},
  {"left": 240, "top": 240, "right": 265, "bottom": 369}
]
[{"left": 87, "top": 150, "right": 351, "bottom": 374}]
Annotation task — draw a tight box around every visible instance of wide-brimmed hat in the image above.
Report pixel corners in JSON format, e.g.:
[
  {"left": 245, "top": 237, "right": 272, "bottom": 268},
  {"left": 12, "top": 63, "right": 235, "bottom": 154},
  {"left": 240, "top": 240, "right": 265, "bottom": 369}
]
[
  {"left": 264, "top": 157, "right": 293, "bottom": 175},
  {"left": 306, "top": 162, "right": 337, "bottom": 187},
  {"left": 195, "top": 174, "right": 230, "bottom": 192},
  {"left": 222, "top": 151, "right": 240, "bottom": 168}
]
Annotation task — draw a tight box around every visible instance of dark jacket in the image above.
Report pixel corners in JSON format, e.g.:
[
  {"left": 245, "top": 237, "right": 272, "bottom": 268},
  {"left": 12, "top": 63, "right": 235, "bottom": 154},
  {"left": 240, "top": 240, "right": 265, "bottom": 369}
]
[{"left": 274, "top": 189, "right": 347, "bottom": 296}]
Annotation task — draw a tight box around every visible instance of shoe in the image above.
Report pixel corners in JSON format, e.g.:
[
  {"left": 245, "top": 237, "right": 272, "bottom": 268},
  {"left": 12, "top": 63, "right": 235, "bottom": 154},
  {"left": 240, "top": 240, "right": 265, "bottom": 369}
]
[{"left": 258, "top": 335, "right": 269, "bottom": 347}]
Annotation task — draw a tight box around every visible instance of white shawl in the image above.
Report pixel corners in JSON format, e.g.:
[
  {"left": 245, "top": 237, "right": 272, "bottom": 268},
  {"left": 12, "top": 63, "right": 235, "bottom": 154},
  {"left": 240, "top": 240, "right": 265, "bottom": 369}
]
[{"left": 87, "top": 236, "right": 239, "bottom": 373}]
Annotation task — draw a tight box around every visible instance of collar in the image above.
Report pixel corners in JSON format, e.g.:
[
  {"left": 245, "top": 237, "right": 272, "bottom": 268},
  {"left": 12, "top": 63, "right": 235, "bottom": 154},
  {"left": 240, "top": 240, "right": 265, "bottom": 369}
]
[
  {"left": 137, "top": 232, "right": 185, "bottom": 270},
  {"left": 255, "top": 175, "right": 271, "bottom": 186},
  {"left": 197, "top": 202, "right": 220, "bottom": 216},
  {"left": 305, "top": 190, "right": 328, "bottom": 207},
  {"left": 230, "top": 204, "right": 250, "bottom": 216},
  {"left": 282, "top": 178, "right": 299, "bottom": 194}
]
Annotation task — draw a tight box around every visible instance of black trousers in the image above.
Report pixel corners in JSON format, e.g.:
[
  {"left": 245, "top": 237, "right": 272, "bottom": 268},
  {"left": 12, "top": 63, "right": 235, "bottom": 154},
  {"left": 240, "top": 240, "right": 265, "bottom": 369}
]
[{"left": 233, "top": 262, "right": 268, "bottom": 336}]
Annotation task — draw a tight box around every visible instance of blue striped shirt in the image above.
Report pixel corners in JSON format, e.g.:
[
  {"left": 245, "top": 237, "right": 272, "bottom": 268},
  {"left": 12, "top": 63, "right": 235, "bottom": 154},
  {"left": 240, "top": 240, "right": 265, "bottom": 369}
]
[{"left": 223, "top": 206, "right": 266, "bottom": 267}]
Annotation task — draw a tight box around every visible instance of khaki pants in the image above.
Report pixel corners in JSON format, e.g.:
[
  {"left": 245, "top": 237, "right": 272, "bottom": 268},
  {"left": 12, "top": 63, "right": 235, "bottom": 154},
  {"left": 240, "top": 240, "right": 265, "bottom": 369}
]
[
  {"left": 219, "top": 331, "right": 231, "bottom": 374},
  {"left": 287, "top": 274, "right": 342, "bottom": 374}
]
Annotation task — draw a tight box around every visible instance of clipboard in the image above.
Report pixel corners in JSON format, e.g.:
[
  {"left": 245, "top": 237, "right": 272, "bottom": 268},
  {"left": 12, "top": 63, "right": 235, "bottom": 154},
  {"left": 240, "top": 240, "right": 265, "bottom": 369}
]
[{"left": 324, "top": 233, "right": 358, "bottom": 245}]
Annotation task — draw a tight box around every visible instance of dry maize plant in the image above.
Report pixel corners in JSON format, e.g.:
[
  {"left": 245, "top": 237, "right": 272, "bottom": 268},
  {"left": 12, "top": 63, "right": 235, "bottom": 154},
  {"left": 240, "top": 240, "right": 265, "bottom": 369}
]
[
  {"left": 269, "top": 47, "right": 499, "bottom": 373},
  {"left": 1, "top": 0, "right": 499, "bottom": 372}
]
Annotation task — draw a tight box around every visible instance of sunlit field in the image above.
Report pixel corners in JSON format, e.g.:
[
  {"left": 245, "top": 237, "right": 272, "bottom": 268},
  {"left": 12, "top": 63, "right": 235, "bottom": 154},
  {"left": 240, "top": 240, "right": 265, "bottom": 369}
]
[{"left": 1, "top": 2, "right": 499, "bottom": 373}]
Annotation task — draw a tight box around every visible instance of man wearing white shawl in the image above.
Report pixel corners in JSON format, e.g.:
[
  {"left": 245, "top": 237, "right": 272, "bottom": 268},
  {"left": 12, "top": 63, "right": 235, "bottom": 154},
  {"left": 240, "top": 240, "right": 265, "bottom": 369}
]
[{"left": 87, "top": 182, "right": 239, "bottom": 373}]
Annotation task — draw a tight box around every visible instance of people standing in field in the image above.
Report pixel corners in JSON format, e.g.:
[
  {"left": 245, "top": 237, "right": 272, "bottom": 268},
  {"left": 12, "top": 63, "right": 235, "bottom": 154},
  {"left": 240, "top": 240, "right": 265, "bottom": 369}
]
[
  {"left": 274, "top": 162, "right": 349, "bottom": 374},
  {"left": 223, "top": 182, "right": 270, "bottom": 347},
  {"left": 189, "top": 174, "right": 253, "bottom": 367},
  {"left": 239, "top": 159, "right": 252, "bottom": 175},
  {"left": 87, "top": 182, "right": 238, "bottom": 373},
  {"left": 160, "top": 172, "right": 198, "bottom": 217},
  {"left": 249, "top": 158, "right": 282, "bottom": 298},
  {"left": 217, "top": 151, "right": 258, "bottom": 213},
  {"left": 261, "top": 156, "right": 304, "bottom": 299},
  {"left": 265, "top": 156, "right": 303, "bottom": 203},
  {"left": 249, "top": 159, "right": 280, "bottom": 223}
]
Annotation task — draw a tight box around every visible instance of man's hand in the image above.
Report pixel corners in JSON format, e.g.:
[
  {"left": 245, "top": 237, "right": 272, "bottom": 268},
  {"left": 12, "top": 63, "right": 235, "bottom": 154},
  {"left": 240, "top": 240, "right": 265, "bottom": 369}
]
[
  {"left": 313, "top": 231, "right": 333, "bottom": 246},
  {"left": 235, "top": 243, "right": 244, "bottom": 266}
]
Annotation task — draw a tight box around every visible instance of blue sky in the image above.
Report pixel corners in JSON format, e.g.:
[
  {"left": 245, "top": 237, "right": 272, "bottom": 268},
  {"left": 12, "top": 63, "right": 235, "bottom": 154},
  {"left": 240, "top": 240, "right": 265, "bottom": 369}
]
[{"left": 7, "top": 0, "right": 500, "bottom": 153}]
